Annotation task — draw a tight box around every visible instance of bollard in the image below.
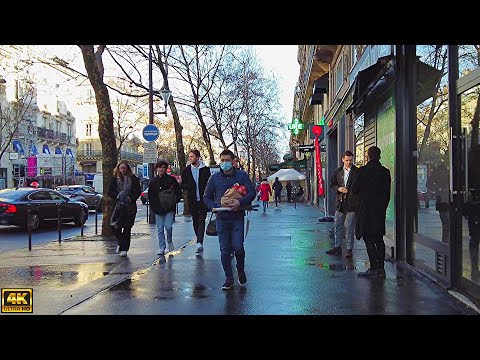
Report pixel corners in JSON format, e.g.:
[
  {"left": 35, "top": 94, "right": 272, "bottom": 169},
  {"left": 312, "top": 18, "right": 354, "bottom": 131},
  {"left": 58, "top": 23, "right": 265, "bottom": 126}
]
[
  {"left": 27, "top": 204, "right": 32, "bottom": 251},
  {"left": 146, "top": 201, "right": 149, "bottom": 221},
  {"left": 80, "top": 207, "right": 85, "bottom": 237},
  {"left": 176, "top": 202, "right": 179, "bottom": 215},
  {"left": 95, "top": 197, "right": 98, "bottom": 235},
  {"left": 57, "top": 203, "right": 62, "bottom": 243}
]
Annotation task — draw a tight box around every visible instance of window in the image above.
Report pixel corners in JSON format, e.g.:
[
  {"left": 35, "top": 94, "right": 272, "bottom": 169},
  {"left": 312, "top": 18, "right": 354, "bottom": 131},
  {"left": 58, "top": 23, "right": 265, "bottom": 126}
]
[
  {"left": 56, "top": 121, "right": 60, "bottom": 133},
  {"left": 67, "top": 124, "right": 72, "bottom": 137},
  {"left": 86, "top": 124, "right": 92, "bottom": 137},
  {"left": 48, "top": 191, "right": 66, "bottom": 201},
  {"left": 43, "top": 117, "right": 48, "bottom": 128},
  {"left": 85, "top": 143, "right": 93, "bottom": 155},
  {"left": 28, "top": 191, "right": 50, "bottom": 201},
  {"left": 354, "top": 113, "right": 365, "bottom": 167},
  {"left": 351, "top": 45, "right": 358, "bottom": 71},
  {"left": 334, "top": 59, "right": 344, "bottom": 95}
]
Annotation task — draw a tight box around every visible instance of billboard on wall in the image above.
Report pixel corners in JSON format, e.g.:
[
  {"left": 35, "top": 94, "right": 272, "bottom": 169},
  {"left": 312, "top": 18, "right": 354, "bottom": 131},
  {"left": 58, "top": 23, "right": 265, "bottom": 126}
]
[{"left": 376, "top": 94, "right": 395, "bottom": 223}]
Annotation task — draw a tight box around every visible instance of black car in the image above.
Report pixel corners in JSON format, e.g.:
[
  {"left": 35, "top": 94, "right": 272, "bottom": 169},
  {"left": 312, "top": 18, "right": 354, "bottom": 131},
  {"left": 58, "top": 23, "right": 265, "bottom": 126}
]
[
  {"left": 56, "top": 185, "right": 103, "bottom": 212},
  {"left": 0, "top": 187, "right": 89, "bottom": 231}
]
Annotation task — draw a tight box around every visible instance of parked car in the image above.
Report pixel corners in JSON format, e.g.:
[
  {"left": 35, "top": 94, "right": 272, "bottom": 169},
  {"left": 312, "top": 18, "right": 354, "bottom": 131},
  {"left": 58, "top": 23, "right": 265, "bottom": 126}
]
[
  {"left": 141, "top": 188, "right": 148, "bottom": 204},
  {"left": 56, "top": 185, "right": 103, "bottom": 212},
  {"left": 0, "top": 187, "right": 89, "bottom": 231}
]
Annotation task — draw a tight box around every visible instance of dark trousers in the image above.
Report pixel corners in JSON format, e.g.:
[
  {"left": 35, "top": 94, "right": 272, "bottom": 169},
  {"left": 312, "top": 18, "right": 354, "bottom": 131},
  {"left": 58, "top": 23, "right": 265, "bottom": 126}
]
[
  {"left": 364, "top": 235, "right": 385, "bottom": 270},
  {"left": 274, "top": 192, "right": 281, "bottom": 207},
  {"left": 114, "top": 227, "right": 132, "bottom": 252},
  {"left": 191, "top": 199, "right": 207, "bottom": 244},
  {"left": 287, "top": 191, "right": 292, "bottom": 202}
]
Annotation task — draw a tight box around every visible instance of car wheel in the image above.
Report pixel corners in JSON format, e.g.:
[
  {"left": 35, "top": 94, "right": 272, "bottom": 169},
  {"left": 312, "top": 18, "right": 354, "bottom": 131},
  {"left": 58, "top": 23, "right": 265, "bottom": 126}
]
[
  {"left": 28, "top": 212, "right": 40, "bottom": 232},
  {"left": 74, "top": 208, "right": 88, "bottom": 227}
]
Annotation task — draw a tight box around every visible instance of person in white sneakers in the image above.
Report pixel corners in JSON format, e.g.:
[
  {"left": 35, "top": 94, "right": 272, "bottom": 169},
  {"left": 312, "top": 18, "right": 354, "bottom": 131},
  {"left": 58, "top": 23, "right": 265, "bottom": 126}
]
[
  {"left": 108, "top": 160, "right": 142, "bottom": 257},
  {"left": 148, "top": 160, "right": 182, "bottom": 255},
  {"left": 181, "top": 150, "right": 211, "bottom": 254}
]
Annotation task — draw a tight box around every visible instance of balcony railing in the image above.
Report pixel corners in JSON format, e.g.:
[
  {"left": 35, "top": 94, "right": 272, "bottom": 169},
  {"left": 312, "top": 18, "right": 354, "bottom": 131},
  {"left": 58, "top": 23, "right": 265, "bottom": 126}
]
[
  {"left": 77, "top": 150, "right": 103, "bottom": 158},
  {"left": 77, "top": 150, "right": 143, "bottom": 163},
  {"left": 36, "top": 127, "right": 69, "bottom": 144},
  {"left": 120, "top": 151, "right": 143, "bottom": 163}
]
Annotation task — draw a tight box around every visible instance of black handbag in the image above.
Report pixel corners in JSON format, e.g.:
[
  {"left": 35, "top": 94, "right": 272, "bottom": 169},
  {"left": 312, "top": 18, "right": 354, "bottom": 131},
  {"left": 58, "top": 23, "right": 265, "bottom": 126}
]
[{"left": 206, "top": 212, "right": 217, "bottom": 236}]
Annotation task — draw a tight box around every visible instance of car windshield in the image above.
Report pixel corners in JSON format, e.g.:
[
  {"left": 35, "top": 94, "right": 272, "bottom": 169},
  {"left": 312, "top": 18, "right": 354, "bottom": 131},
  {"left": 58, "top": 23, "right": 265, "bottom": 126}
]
[{"left": 0, "top": 188, "right": 31, "bottom": 201}]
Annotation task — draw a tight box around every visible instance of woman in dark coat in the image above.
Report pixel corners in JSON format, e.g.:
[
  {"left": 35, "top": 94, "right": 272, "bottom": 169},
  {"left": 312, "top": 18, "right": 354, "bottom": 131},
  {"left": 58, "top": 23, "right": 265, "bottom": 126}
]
[{"left": 108, "top": 160, "right": 142, "bottom": 257}]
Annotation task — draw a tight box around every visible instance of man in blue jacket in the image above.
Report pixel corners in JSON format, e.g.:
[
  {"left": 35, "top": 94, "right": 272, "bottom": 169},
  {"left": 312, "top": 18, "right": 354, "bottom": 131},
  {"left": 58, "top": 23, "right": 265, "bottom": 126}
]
[{"left": 204, "top": 149, "right": 256, "bottom": 290}]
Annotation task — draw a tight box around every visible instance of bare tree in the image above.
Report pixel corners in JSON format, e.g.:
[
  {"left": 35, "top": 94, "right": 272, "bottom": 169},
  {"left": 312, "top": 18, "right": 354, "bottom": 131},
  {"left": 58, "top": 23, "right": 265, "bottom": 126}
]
[
  {"left": 78, "top": 45, "right": 117, "bottom": 237},
  {"left": 169, "top": 45, "right": 226, "bottom": 165}
]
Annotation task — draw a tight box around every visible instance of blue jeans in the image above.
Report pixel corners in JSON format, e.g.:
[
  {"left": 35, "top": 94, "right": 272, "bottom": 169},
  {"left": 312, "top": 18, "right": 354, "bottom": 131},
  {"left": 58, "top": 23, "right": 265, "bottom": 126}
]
[
  {"left": 334, "top": 211, "right": 356, "bottom": 250},
  {"left": 216, "top": 217, "right": 245, "bottom": 280},
  {"left": 155, "top": 212, "right": 175, "bottom": 251},
  {"left": 262, "top": 201, "right": 268, "bottom": 212}
]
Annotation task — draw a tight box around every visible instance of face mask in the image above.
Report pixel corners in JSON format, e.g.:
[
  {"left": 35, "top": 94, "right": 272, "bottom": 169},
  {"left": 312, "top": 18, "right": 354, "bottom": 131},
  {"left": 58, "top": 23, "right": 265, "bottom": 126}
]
[{"left": 220, "top": 161, "right": 233, "bottom": 171}]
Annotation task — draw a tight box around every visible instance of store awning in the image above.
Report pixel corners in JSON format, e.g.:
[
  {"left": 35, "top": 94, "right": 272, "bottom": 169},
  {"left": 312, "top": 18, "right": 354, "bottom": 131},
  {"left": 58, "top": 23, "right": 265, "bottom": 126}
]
[
  {"left": 66, "top": 148, "right": 74, "bottom": 158},
  {"left": 347, "top": 55, "right": 394, "bottom": 114},
  {"left": 55, "top": 147, "right": 62, "bottom": 155},
  {"left": 29, "top": 143, "right": 38, "bottom": 155},
  {"left": 42, "top": 144, "right": 51, "bottom": 154},
  {"left": 347, "top": 54, "right": 443, "bottom": 114}
]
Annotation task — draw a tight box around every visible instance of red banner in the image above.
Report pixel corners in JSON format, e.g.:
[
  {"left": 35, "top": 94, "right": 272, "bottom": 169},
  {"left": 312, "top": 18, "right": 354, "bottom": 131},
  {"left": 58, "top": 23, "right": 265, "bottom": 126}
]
[{"left": 315, "top": 136, "right": 324, "bottom": 196}]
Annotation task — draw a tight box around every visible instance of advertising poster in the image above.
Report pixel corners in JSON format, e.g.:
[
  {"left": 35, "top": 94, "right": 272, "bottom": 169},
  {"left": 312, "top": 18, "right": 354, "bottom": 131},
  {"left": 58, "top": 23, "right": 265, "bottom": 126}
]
[{"left": 376, "top": 94, "right": 396, "bottom": 223}]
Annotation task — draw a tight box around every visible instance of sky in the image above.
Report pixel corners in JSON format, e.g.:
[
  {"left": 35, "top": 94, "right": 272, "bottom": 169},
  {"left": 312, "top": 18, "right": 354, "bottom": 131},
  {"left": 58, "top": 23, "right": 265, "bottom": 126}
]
[{"left": 29, "top": 45, "right": 300, "bottom": 152}]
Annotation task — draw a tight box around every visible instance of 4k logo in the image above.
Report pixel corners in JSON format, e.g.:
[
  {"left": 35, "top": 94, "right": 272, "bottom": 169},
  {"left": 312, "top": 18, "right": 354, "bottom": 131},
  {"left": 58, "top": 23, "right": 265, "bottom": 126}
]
[{"left": 1, "top": 288, "right": 33, "bottom": 313}]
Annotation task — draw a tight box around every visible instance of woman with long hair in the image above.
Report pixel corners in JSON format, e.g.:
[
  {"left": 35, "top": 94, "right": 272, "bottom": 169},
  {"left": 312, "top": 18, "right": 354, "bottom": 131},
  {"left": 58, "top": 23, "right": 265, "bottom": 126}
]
[{"left": 108, "top": 160, "right": 142, "bottom": 257}]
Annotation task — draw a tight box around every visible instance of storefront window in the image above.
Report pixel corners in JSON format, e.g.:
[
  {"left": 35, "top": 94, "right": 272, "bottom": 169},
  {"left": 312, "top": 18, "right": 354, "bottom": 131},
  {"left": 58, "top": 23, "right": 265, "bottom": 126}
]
[
  {"left": 354, "top": 113, "right": 365, "bottom": 166},
  {"left": 414, "top": 45, "right": 450, "bottom": 271},
  {"left": 460, "top": 83, "right": 480, "bottom": 284}
]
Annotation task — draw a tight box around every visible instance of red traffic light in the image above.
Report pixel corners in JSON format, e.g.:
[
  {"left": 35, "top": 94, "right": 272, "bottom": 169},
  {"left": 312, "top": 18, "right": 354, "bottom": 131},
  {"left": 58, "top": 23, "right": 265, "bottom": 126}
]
[{"left": 312, "top": 125, "right": 322, "bottom": 137}]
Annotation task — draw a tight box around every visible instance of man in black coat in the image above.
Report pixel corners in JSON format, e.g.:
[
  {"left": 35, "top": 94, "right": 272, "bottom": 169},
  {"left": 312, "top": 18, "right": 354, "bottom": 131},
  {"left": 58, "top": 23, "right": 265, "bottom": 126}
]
[
  {"left": 181, "top": 150, "right": 211, "bottom": 254},
  {"left": 325, "top": 150, "right": 359, "bottom": 258},
  {"left": 353, "top": 146, "right": 391, "bottom": 278}
]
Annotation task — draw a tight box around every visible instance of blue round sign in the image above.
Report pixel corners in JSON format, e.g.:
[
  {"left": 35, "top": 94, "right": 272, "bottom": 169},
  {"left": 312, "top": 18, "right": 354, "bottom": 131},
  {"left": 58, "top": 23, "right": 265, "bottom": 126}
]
[{"left": 142, "top": 124, "right": 160, "bottom": 142}]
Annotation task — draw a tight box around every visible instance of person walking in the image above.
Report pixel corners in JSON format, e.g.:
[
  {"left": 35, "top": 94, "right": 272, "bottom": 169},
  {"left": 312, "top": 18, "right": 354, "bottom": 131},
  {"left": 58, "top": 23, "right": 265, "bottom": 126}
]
[
  {"left": 325, "top": 151, "right": 359, "bottom": 258},
  {"left": 286, "top": 182, "right": 292, "bottom": 202},
  {"left": 203, "top": 149, "right": 256, "bottom": 290},
  {"left": 181, "top": 150, "right": 211, "bottom": 254},
  {"left": 272, "top": 177, "right": 283, "bottom": 209},
  {"left": 259, "top": 178, "right": 272, "bottom": 213},
  {"left": 108, "top": 160, "right": 142, "bottom": 257},
  {"left": 353, "top": 146, "right": 391, "bottom": 278},
  {"left": 148, "top": 160, "right": 182, "bottom": 256}
]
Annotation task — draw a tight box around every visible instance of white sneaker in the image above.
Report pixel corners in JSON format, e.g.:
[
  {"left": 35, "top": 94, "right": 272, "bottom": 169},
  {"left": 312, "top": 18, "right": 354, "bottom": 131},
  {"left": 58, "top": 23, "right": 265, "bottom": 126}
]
[
  {"left": 196, "top": 243, "right": 204, "bottom": 253},
  {"left": 157, "top": 249, "right": 165, "bottom": 255},
  {"left": 167, "top": 242, "right": 174, "bottom": 252},
  {"left": 119, "top": 251, "right": 127, "bottom": 257}
]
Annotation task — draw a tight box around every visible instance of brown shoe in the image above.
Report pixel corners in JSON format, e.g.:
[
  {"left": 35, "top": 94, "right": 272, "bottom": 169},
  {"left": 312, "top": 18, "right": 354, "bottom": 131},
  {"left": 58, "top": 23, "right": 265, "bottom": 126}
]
[
  {"left": 325, "top": 247, "right": 342, "bottom": 255},
  {"left": 345, "top": 249, "right": 353, "bottom": 258}
]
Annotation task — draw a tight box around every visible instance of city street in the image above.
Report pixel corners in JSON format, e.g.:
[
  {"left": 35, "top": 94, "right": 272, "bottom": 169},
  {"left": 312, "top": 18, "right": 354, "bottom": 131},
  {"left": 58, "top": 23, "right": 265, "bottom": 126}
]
[{"left": 0, "top": 202, "right": 150, "bottom": 253}]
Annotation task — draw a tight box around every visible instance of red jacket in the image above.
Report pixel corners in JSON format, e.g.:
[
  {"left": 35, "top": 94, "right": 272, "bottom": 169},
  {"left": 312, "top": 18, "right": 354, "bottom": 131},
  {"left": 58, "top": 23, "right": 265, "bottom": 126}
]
[{"left": 259, "top": 181, "right": 272, "bottom": 202}]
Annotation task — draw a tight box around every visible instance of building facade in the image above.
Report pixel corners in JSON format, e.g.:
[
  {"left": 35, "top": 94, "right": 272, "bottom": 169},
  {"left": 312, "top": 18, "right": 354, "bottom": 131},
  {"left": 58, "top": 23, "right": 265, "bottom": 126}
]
[{"left": 293, "top": 45, "right": 480, "bottom": 305}]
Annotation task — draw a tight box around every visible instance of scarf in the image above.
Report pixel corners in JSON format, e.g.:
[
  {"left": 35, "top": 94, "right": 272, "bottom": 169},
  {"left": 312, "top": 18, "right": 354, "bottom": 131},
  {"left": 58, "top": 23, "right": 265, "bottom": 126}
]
[{"left": 117, "top": 174, "right": 132, "bottom": 201}]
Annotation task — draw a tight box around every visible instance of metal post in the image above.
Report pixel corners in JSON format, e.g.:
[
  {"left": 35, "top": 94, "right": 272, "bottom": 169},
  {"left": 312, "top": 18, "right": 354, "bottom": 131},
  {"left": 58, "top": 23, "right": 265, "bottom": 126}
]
[
  {"left": 80, "top": 207, "right": 84, "bottom": 237},
  {"left": 27, "top": 204, "right": 32, "bottom": 251},
  {"left": 146, "top": 200, "right": 149, "bottom": 221},
  {"left": 95, "top": 197, "right": 98, "bottom": 235},
  {"left": 148, "top": 44, "right": 156, "bottom": 225},
  {"left": 57, "top": 203, "right": 62, "bottom": 243}
]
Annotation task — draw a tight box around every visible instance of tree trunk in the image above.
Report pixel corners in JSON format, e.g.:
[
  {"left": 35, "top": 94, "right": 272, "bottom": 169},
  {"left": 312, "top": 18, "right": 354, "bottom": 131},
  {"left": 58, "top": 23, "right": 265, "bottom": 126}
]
[
  {"left": 79, "top": 45, "right": 118, "bottom": 238},
  {"left": 194, "top": 104, "right": 216, "bottom": 165}
]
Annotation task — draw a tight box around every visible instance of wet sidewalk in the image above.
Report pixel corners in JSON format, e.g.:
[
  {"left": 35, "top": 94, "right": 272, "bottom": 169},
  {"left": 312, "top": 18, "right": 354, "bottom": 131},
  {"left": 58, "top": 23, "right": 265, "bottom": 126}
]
[{"left": 0, "top": 201, "right": 478, "bottom": 315}]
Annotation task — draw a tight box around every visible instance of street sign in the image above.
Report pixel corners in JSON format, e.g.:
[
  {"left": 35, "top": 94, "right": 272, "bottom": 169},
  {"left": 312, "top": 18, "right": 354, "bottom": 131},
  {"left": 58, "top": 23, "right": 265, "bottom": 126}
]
[
  {"left": 142, "top": 124, "right": 160, "bottom": 142},
  {"left": 143, "top": 142, "right": 157, "bottom": 164}
]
